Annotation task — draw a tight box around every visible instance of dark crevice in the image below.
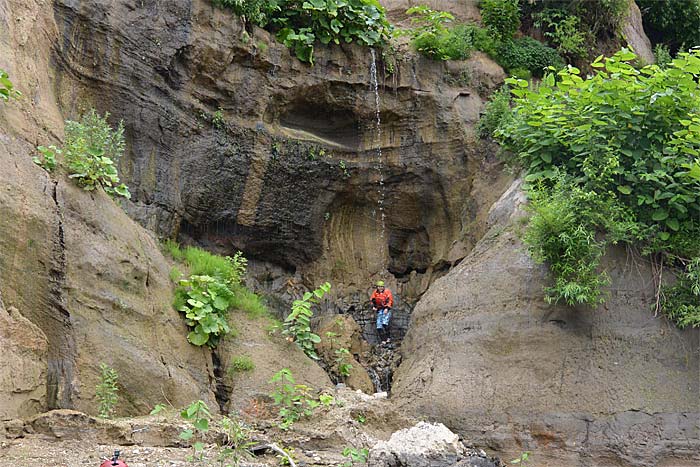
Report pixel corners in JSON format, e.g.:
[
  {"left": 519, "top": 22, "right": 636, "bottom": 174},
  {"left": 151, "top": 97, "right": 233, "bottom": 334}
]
[
  {"left": 46, "top": 181, "right": 77, "bottom": 410},
  {"left": 211, "top": 350, "right": 230, "bottom": 413}
]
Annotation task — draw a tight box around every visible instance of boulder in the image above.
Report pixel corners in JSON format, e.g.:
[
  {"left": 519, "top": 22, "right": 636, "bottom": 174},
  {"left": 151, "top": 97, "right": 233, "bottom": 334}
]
[{"left": 369, "top": 422, "right": 501, "bottom": 467}]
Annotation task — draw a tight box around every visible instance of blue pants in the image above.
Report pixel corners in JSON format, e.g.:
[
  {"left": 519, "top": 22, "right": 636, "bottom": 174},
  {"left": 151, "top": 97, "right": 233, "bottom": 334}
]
[{"left": 376, "top": 308, "right": 391, "bottom": 329}]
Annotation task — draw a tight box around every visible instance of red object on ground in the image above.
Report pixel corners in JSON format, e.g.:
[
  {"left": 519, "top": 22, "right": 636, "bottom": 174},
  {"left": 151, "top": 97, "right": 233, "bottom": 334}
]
[
  {"left": 99, "top": 460, "right": 128, "bottom": 467},
  {"left": 100, "top": 451, "right": 128, "bottom": 467}
]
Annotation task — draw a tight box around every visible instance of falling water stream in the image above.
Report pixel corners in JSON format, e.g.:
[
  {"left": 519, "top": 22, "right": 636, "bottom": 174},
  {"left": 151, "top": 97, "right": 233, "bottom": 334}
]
[
  {"left": 367, "top": 50, "right": 396, "bottom": 393},
  {"left": 369, "top": 49, "right": 387, "bottom": 261}
]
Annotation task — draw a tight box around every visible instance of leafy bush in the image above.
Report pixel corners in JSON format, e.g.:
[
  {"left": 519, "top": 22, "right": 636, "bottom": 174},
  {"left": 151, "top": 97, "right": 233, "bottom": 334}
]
[
  {"left": 166, "top": 242, "right": 268, "bottom": 344},
  {"left": 637, "top": 0, "right": 700, "bottom": 52},
  {"left": 477, "top": 85, "right": 511, "bottom": 139},
  {"left": 213, "top": 0, "right": 275, "bottom": 25},
  {"left": 176, "top": 275, "right": 234, "bottom": 347},
  {"left": 283, "top": 282, "right": 331, "bottom": 360},
  {"left": 533, "top": 9, "right": 588, "bottom": 60},
  {"left": 495, "top": 36, "right": 564, "bottom": 77},
  {"left": 214, "top": 0, "right": 392, "bottom": 64},
  {"left": 412, "top": 26, "right": 473, "bottom": 61},
  {"left": 0, "top": 69, "right": 20, "bottom": 101},
  {"left": 480, "top": 0, "right": 520, "bottom": 41},
  {"left": 96, "top": 363, "right": 119, "bottom": 419},
  {"left": 496, "top": 49, "right": 700, "bottom": 314},
  {"left": 269, "top": 368, "right": 320, "bottom": 429},
  {"left": 402, "top": 6, "right": 497, "bottom": 61},
  {"left": 64, "top": 109, "right": 130, "bottom": 198},
  {"left": 522, "top": 0, "right": 628, "bottom": 41}
]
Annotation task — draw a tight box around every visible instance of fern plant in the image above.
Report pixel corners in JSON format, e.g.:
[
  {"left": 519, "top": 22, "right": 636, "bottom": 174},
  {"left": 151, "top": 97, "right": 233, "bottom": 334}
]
[{"left": 283, "top": 282, "right": 331, "bottom": 359}]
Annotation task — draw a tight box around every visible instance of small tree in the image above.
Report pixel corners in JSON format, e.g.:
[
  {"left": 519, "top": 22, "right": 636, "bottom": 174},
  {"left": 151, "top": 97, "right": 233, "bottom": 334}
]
[
  {"left": 95, "top": 363, "right": 119, "bottom": 419},
  {"left": 282, "top": 282, "right": 331, "bottom": 359}
]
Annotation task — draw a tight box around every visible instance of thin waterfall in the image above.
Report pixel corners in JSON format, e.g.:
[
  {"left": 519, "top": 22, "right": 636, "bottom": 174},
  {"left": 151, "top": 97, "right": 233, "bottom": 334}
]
[{"left": 370, "top": 49, "right": 387, "bottom": 264}]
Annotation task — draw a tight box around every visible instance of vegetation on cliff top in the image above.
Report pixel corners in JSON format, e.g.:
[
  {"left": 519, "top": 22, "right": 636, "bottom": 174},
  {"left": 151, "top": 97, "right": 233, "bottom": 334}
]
[
  {"left": 212, "top": 0, "right": 391, "bottom": 63},
  {"left": 496, "top": 49, "right": 700, "bottom": 328}
]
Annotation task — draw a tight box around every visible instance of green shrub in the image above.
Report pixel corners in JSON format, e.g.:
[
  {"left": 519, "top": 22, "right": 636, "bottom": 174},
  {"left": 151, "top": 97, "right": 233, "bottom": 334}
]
[
  {"left": 176, "top": 275, "right": 235, "bottom": 347},
  {"left": 166, "top": 242, "right": 268, "bottom": 343},
  {"left": 64, "top": 109, "right": 130, "bottom": 198},
  {"left": 229, "top": 355, "right": 255, "bottom": 373},
  {"left": 480, "top": 0, "right": 520, "bottom": 41},
  {"left": 495, "top": 37, "right": 564, "bottom": 77},
  {"left": 269, "top": 368, "right": 320, "bottom": 430},
  {"left": 96, "top": 363, "right": 119, "bottom": 419},
  {"left": 637, "top": 0, "right": 700, "bottom": 52},
  {"left": 477, "top": 85, "right": 512, "bottom": 139},
  {"left": 661, "top": 258, "right": 700, "bottom": 328},
  {"left": 533, "top": 9, "right": 588, "bottom": 60},
  {"left": 523, "top": 0, "right": 628, "bottom": 40},
  {"left": 496, "top": 49, "right": 700, "bottom": 314},
  {"left": 523, "top": 177, "right": 612, "bottom": 306},
  {"left": 402, "top": 7, "right": 496, "bottom": 61},
  {"left": 283, "top": 282, "right": 331, "bottom": 360},
  {"left": 0, "top": 69, "right": 20, "bottom": 101},
  {"left": 411, "top": 26, "right": 476, "bottom": 60},
  {"left": 214, "top": 0, "right": 392, "bottom": 64},
  {"left": 212, "top": 0, "right": 275, "bottom": 26}
]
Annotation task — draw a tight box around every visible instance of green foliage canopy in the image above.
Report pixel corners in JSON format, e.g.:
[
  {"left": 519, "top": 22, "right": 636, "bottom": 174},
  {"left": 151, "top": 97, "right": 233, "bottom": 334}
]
[
  {"left": 214, "top": 0, "right": 392, "bottom": 63},
  {"left": 496, "top": 49, "right": 700, "bottom": 325},
  {"left": 480, "top": 0, "right": 520, "bottom": 41},
  {"left": 637, "top": 0, "right": 700, "bottom": 52}
]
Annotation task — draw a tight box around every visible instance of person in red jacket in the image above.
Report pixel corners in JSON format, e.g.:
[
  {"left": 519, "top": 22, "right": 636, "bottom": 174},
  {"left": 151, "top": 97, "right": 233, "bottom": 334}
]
[{"left": 371, "top": 280, "right": 394, "bottom": 344}]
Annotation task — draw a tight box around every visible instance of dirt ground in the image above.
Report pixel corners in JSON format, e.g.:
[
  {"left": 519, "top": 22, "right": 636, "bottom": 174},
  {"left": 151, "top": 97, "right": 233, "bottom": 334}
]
[{"left": 0, "top": 388, "right": 405, "bottom": 467}]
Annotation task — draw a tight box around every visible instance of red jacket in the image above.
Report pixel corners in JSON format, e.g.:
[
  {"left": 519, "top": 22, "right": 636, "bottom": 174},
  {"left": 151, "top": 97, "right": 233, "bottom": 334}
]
[{"left": 370, "top": 288, "right": 393, "bottom": 308}]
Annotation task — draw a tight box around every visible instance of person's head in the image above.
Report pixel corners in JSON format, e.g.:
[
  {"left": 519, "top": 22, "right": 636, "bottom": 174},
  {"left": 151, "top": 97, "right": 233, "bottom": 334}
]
[{"left": 375, "top": 280, "right": 385, "bottom": 291}]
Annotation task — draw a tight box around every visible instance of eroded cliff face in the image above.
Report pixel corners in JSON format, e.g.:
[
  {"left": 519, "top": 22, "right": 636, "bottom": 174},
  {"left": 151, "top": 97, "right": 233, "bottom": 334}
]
[
  {"left": 392, "top": 180, "right": 700, "bottom": 467},
  {"left": 48, "top": 0, "right": 510, "bottom": 336}
]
